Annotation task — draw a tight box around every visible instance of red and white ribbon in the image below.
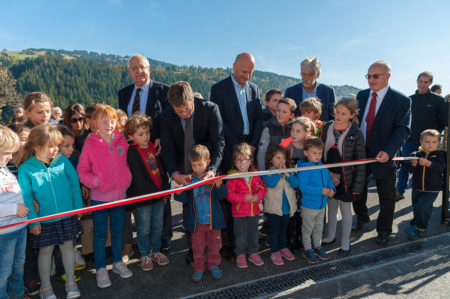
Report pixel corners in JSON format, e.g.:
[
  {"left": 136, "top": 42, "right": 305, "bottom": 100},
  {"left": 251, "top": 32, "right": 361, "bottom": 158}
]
[{"left": 0, "top": 156, "right": 418, "bottom": 231}]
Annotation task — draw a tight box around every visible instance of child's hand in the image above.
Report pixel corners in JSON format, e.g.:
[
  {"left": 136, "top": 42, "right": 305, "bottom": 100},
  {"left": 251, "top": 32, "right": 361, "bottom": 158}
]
[
  {"left": 419, "top": 158, "right": 431, "bottom": 167},
  {"left": 81, "top": 185, "right": 91, "bottom": 200},
  {"left": 16, "top": 204, "right": 29, "bottom": 218},
  {"left": 32, "top": 199, "right": 39, "bottom": 213},
  {"left": 328, "top": 189, "right": 335, "bottom": 197},
  {"left": 411, "top": 159, "right": 418, "bottom": 166},
  {"left": 214, "top": 179, "right": 223, "bottom": 188},
  {"left": 30, "top": 224, "right": 41, "bottom": 236}
]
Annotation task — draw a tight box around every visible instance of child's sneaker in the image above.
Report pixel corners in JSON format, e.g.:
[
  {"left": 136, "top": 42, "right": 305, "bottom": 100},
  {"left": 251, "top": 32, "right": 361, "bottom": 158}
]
[
  {"left": 209, "top": 265, "right": 223, "bottom": 280},
  {"left": 302, "top": 249, "right": 319, "bottom": 264},
  {"left": 270, "top": 252, "right": 284, "bottom": 266},
  {"left": 236, "top": 254, "right": 248, "bottom": 268},
  {"left": 150, "top": 252, "right": 169, "bottom": 266},
  {"left": 140, "top": 255, "right": 153, "bottom": 271},
  {"left": 25, "top": 280, "right": 40, "bottom": 296},
  {"left": 314, "top": 247, "right": 331, "bottom": 261},
  {"left": 192, "top": 271, "right": 203, "bottom": 282},
  {"left": 56, "top": 274, "right": 81, "bottom": 282},
  {"left": 95, "top": 268, "right": 111, "bottom": 288},
  {"left": 405, "top": 225, "right": 420, "bottom": 240},
  {"left": 65, "top": 281, "right": 81, "bottom": 299},
  {"left": 280, "top": 248, "right": 295, "bottom": 261},
  {"left": 39, "top": 286, "right": 56, "bottom": 299},
  {"left": 248, "top": 253, "right": 264, "bottom": 266},
  {"left": 112, "top": 262, "right": 133, "bottom": 278}
]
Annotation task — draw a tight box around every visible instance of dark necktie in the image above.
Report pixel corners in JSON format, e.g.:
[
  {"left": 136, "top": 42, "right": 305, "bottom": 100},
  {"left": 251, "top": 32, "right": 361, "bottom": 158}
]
[
  {"left": 132, "top": 88, "right": 142, "bottom": 114},
  {"left": 365, "top": 92, "right": 377, "bottom": 147},
  {"left": 184, "top": 117, "right": 194, "bottom": 173}
]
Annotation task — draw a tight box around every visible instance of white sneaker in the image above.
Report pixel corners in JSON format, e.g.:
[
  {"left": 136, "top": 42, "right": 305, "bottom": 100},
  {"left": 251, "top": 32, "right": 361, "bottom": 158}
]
[
  {"left": 74, "top": 247, "right": 85, "bottom": 265},
  {"left": 113, "top": 262, "right": 133, "bottom": 278},
  {"left": 96, "top": 268, "right": 111, "bottom": 288},
  {"left": 66, "top": 281, "right": 81, "bottom": 299}
]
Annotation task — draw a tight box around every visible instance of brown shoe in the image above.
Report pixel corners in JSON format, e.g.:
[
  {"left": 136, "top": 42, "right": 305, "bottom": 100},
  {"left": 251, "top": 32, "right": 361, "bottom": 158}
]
[
  {"left": 396, "top": 192, "right": 405, "bottom": 201},
  {"left": 122, "top": 243, "right": 134, "bottom": 263}
]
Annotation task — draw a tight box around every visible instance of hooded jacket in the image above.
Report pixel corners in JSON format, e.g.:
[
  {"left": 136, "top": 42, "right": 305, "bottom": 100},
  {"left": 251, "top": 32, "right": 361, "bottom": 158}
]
[
  {"left": 296, "top": 160, "right": 335, "bottom": 210},
  {"left": 226, "top": 171, "right": 266, "bottom": 217},
  {"left": 406, "top": 147, "right": 446, "bottom": 192},
  {"left": 18, "top": 155, "right": 83, "bottom": 228},
  {"left": 77, "top": 132, "right": 131, "bottom": 202},
  {"left": 0, "top": 167, "right": 28, "bottom": 235},
  {"left": 320, "top": 121, "right": 366, "bottom": 195}
]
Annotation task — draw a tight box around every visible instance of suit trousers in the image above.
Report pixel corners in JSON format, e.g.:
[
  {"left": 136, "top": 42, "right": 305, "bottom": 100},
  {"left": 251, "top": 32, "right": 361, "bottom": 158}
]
[{"left": 353, "top": 167, "right": 396, "bottom": 234}]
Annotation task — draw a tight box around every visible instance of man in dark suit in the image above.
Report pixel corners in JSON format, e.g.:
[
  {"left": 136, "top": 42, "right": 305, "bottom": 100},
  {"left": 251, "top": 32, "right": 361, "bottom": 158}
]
[
  {"left": 160, "top": 81, "right": 224, "bottom": 263},
  {"left": 285, "top": 57, "right": 335, "bottom": 121},
  {"left": 118, "top": 54, "right": 171, "bottom": 255},
  {"left": 352, "top": 61, "right": 411, "bottom": 245},
  {"left": 160, "top": 81, "right": 225, "bottom": 186},
  {"left": 118, "top": 54, "right": 170, "bottom": 154},
  {"left": 210, "top": 52, "right": 263, "bottom": 172}
]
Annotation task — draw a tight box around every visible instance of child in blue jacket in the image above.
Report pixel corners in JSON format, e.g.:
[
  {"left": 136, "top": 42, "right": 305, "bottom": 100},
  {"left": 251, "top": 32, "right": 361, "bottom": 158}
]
[
  {"left": 297, "top": 138, "right": 335, "bottom": 264},
  {"left": 174, "top": 145, "right": 227, "bottom": 282},
  {"left": 18, "top": 125, "right": 83, "bottom": 299}
]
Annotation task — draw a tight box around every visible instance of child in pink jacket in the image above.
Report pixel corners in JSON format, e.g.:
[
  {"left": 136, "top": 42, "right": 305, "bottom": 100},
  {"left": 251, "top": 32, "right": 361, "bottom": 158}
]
[
  {"left": 226, "top": 143, "right": 266, "bottom": 269},
  {"left": 77, "top": 104, "right": 132, "bottom": 289}
]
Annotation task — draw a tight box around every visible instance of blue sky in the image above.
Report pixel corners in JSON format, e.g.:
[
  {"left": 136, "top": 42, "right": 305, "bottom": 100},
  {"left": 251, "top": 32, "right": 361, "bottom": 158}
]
[{"left": 1, "top": 0, "right": 450, "bottom": 95}]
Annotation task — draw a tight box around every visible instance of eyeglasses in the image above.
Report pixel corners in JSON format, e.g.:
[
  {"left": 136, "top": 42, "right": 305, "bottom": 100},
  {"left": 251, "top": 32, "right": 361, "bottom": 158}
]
[
  {"left": 365, "top": 73, "right": 386, "bottom": 80},
  {"left": 173, "top": 105, "right": 194, "bottom": 115},
  {"left": 69, "top": 117, "right": 85, "bottom": 123},
  {"left": 235, "top": 158, "right": 251, "bottom": 163},
  {"left": 129, "top": 65, "right": 149, "bottom": 72}
]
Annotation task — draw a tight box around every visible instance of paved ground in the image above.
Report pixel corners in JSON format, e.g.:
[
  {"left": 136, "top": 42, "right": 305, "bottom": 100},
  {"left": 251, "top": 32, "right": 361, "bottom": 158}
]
[{"left": 44, "top": 179, "right": 450, "bottom": 299}]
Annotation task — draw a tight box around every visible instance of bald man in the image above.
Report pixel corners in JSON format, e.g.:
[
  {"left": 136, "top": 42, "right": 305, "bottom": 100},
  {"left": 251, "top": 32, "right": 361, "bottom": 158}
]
[
  {"left": 210, "top": 53, "right": 263, "bottom": 259},
  {"left": 210, "top": 52, "right": 263, "bottom": 172}
]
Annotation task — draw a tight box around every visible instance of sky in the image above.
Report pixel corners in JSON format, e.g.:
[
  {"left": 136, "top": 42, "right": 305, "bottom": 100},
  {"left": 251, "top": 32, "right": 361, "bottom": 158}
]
[{"left": 1, "top": 0, "right": 450, "bottom": 95}]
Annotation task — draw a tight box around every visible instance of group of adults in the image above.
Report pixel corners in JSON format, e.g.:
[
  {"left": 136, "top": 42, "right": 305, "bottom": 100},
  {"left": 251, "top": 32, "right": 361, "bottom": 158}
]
[{"left": 117, "top": 52, "right": 448, "bottom": 248}]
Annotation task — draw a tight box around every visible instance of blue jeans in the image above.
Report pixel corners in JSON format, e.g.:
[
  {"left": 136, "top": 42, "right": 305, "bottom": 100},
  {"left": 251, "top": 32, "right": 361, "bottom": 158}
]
[
  {"left": 136, "top": 201, "right": 164, "bottom": 256},
  {"left": 411, "top": 189, "right": 439, "bottom": 230},
  {"left": 0, "top": 227, "right": 26, "bottom": 299},
  {"left": 91, "top": 200, "right": 125, "bottom": 270},
  {"left": 396, "top": 141, "right": 420, "bottom": 194},
  {"left": 267, "top": 213, "right": 290, "bottom": 253}
]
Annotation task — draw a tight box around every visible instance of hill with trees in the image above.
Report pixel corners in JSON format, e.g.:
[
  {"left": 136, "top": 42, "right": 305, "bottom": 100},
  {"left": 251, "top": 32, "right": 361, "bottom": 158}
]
[{"left": 0, "top": 49, "right": 360, "bottom": 120}]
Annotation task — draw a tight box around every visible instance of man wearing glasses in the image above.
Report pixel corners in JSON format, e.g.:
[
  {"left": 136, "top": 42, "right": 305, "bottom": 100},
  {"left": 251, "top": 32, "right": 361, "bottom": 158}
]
[
  {"left": 352, "top": 61, "right": 411, "bottom": 245},
  {"left": 118, "top": 54, "right": 170, "bottom": 155},
  {"left": 160, "top": 81, "right": 225, "bottom": 186}
]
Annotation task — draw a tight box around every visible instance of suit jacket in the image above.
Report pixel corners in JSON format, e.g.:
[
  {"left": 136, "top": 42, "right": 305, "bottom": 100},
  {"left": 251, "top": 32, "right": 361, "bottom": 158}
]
[
  {"left": 210, "top": 76, "right": 263, "bottom": 149},
  {"left": 357, "top": 87, "right": 411, "bottom": 179},
  {"left": 118, "top": 80, "right": 170, "bottom": 140},
  {"left": 160, "top": 98, "right": 225, "bottom": 176},
  {"left": 285, "top": 82, "right": 336, "bottom": 121}
]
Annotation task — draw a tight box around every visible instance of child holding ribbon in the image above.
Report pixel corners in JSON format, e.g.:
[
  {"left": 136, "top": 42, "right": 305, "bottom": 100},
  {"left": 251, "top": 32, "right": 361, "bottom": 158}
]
[
  {"left": 226, "top": 143, "right": 266, "bottom": 269},
  {"left": 320, "top": 97, "right": 366, "bottom": 256}
]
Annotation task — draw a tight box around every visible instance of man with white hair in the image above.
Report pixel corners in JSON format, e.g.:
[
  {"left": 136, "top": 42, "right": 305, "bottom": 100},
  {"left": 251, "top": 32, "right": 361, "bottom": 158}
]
[
  {"left": 285, "top": 57, "right": 336, "bottom": 120},
  {"left": 118, "top": 54, "right": 170, "bottom": 152},
  {"left": 352, "top": 61, "right": 411, "bottom": 245},
  {"left": 118, "top": 54, "right": 172, "bottom": 258}
]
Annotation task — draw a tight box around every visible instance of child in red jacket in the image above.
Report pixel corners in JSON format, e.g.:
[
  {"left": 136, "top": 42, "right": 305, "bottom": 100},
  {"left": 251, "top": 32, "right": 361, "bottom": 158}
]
[{"left": 226, "top": 143, "right": 266, "bottom": 269}]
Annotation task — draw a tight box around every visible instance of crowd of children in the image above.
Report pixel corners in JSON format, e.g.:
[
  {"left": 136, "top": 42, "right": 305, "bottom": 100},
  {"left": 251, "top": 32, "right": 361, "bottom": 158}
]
[{"left": 0, "top": 89, "right": 446, "bottom": 298}]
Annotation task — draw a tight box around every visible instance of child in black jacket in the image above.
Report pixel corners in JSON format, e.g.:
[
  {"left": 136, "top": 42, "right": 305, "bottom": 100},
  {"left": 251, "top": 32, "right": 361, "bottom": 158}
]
[
  {"left": 405, "top": 129, "right": 446, "bottom": 240},
  {"left": 125, "top": 114, "right": 170, "bottom": 271}
]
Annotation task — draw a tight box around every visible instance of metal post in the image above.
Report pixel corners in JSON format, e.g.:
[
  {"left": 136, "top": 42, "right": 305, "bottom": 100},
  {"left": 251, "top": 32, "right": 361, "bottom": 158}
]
[{"left": 442, "top": 100, "right": 450, "bottom": 225}]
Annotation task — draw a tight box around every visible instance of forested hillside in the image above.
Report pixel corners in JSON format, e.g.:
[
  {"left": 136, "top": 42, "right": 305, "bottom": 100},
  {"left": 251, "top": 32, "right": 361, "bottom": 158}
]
[{"left": 1, "top": 49, "right": 360, "bottom": 110}]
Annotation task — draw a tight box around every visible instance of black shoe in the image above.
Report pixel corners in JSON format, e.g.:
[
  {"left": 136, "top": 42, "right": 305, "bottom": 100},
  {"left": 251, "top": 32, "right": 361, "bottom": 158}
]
[
  {"left": 25, "top": 280, "right": 40, "bottom": 296},
  {"left": 352, "top": 219, "right": 369, "bottom": 232},
  {"left": 396, "top": 192, "right": 405, "bottom": 201},
  {"left": 322, "top": 238, "right": 335, "bottom": 245},
  {"left": 337, "top": 248, "right": 351, "bottom": 256},
  {"left": 376, "top": 232, "right": 390, "bottom": 245}
]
